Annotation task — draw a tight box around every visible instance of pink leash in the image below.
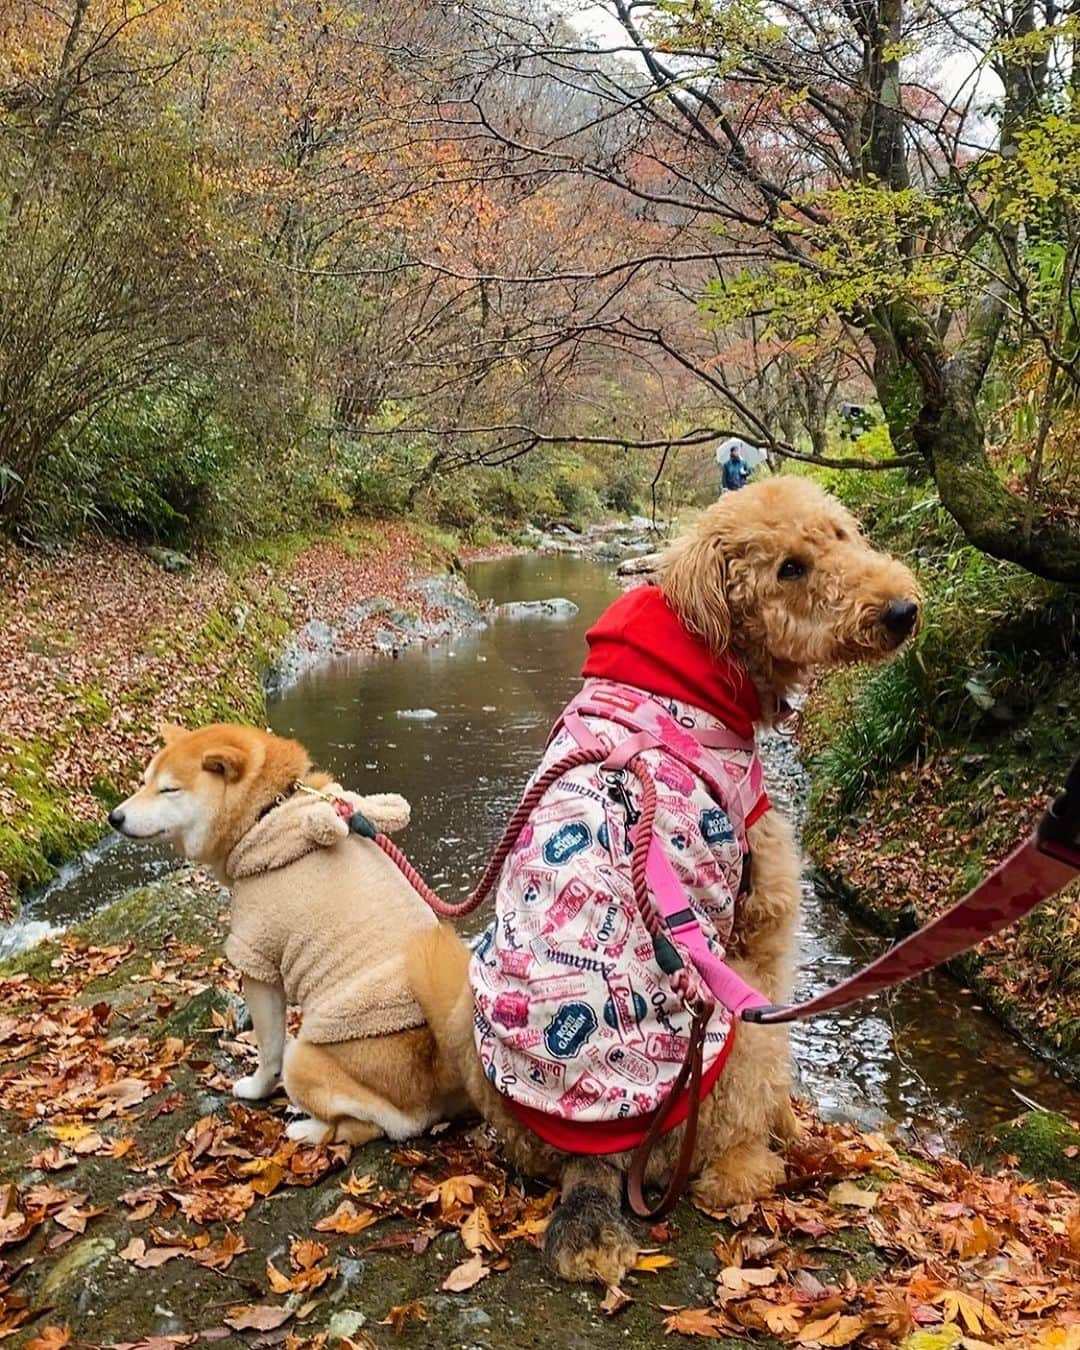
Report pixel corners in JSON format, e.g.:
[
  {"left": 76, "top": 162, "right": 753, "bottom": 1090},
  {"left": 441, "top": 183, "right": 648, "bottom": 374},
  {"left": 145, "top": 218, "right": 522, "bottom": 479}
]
[{"left": 354, "top": 718, "right": 1079, "bottom": 1219}]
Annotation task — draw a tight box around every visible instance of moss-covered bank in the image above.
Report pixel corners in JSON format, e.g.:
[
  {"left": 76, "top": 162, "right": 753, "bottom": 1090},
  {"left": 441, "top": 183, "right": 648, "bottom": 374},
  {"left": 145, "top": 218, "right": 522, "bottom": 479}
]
[{"left": 0, "top": 522, "right": 460, "bottom": 916}]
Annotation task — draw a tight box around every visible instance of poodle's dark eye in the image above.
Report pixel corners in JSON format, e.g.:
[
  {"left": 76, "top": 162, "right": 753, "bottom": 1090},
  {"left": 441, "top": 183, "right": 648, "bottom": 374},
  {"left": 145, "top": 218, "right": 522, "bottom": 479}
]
[
  {"left": 778, "top": 558, "right": 807, "bottom": 581},
  {"left": 158, "top": 786, "right": 179, "bottom": 795},
  {"left": 835, "top": 527, "right": 847, "bottom": 541}
]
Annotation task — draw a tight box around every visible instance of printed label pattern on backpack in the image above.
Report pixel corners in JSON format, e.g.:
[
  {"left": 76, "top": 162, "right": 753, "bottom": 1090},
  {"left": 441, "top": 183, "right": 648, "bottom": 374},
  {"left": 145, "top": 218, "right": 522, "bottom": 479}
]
[{"left": 471, "top": 688, "right": 755, "bottom": 1126}]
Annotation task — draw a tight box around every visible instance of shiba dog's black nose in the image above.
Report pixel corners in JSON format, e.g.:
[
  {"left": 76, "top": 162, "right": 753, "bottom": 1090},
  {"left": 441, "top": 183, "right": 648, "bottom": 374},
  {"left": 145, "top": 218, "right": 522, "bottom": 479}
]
[
  {"left": 882, "top": 598, "right": 919, "bottom": 638},
  {"left": 108, "top": 808, "right": 125, "bottom": 830}
]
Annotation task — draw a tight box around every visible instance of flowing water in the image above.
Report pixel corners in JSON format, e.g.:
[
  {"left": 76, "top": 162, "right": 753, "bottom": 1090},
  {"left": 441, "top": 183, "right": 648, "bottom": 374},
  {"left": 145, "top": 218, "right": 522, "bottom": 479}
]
[{"left": 7, "top": 552, "right": 1078, "bottom": 1137}]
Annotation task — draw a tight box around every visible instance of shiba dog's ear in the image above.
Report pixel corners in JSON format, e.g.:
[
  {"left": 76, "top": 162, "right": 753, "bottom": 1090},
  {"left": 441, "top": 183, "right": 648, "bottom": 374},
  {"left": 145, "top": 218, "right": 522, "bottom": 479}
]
[
  {"left": 159, "top": 722, "right": 185, "bottom": 746},
  {"left": 201, "top": 745, "right": 247, "bottom": 782}
]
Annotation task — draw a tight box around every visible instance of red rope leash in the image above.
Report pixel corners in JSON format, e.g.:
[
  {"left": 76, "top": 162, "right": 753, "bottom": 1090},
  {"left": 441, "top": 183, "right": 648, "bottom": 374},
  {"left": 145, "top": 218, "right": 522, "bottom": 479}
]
[{"left": 371, "top": 747, "right": 713, "bottom": 1024}]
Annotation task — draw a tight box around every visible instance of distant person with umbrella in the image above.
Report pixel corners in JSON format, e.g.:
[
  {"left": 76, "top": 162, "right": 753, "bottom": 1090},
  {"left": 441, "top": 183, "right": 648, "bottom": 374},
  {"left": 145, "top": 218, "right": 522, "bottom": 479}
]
[{"left": 717, "top": 438, "right": 752, "bottom": 492}]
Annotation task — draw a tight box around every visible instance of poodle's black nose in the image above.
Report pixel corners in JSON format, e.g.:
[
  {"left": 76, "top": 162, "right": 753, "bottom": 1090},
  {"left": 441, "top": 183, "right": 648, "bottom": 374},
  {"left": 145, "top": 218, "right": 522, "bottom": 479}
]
[
  {"left": 108, "top": 808, "right": 125, "bottom": 830},
  {"left": 882, "top": 598, "right": 919, "bottom": 637}
]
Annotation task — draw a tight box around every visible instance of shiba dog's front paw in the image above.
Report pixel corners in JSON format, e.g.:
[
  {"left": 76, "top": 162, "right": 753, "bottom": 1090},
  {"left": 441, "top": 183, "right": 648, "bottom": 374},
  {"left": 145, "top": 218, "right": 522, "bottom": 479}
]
[{"left": 232, "top": 1070, "right": 281, "bottom": 1100}]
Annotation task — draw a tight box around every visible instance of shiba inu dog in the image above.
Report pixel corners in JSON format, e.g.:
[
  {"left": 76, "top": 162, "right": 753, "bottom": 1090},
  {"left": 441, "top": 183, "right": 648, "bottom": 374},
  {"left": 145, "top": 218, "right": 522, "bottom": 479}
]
[{"left": 111, "top": 723, "right": 465, "bottom": 1143}]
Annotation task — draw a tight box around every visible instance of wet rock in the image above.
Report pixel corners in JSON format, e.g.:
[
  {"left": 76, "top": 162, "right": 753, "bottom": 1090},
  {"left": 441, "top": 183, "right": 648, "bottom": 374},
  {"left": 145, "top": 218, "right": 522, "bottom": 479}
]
[
  {"left": 397, "top": 708, "right": 438, "bottom": 720},
  {"left": 265, "top": 571, "right": 488, "bottom": 692},
  {"left": 328, "top": 1309, "right": 368, "bottom": 1338},
  {"left": 143, "top": 546, "right": 193, "bottom": 574},
  {"left": 64, "top": 872, "right": 226, "bottom": 957},
  {"left": 495, "top": 598, "right": 579, "bottom": 620},
  {"left": 616, "top": 552, "right": 662, "bottom": 576},
  {"left": 267, "top": 619, "right": 339, "bottom": 693},
  {"left": 40, "top": 1236, "right": 116, "bottom": 1300},
  {"left": 343, "top": 596, "right": 394, "bottom": 626},
  {"left": 406, "top": 574, "right": 488, "bottom": 631},
  {"left": 153, "top": 985, "right": 249, "bottom": 1041}
]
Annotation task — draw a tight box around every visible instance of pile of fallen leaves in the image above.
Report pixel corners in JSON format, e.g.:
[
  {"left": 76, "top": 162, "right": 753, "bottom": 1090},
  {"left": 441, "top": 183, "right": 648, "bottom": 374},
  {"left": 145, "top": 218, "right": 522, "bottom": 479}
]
[
  {"left": 2, "top": 936, "right": 1078, "bottom": 1349},
  {"left": 656, "top": 1113, "right": 1079, "bottom": 1349}
]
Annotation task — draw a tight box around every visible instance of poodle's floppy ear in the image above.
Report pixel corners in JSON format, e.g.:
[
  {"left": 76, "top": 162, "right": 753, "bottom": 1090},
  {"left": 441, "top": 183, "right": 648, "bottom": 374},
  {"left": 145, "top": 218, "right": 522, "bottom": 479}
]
[
  {"left": 660, "top": 521, "right": 732, "bottom": 653},
  {"left": 202, "top": 745, "right": 247, "bottom": 783},
  {"left": 351, "top": 792, "right": 411, "bottom": 834}
]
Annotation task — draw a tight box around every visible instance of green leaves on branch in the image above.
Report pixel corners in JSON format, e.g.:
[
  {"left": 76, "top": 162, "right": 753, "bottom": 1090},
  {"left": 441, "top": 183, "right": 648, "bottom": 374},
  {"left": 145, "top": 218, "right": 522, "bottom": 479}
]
[{"left": 701, "top": 185, "right": 948, "bottom": 336}]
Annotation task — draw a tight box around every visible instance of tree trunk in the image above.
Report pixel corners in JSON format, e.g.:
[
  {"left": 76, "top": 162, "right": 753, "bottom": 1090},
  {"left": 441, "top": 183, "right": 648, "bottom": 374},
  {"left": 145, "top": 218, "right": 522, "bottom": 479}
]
[{"left": 917, "top": 387, "right": 1080, "bottom": 583}]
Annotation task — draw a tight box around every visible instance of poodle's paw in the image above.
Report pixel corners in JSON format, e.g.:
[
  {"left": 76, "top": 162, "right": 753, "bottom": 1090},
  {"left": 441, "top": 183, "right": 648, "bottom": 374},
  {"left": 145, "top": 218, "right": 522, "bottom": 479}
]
[
  {"left": 232, "top": 1069, "right": 281, "bottom": 1101},
  {"left": 692, "top": 1143, "right": 786, "bottom": 1212},
  {"left": 285, "top": 1116, "right": 334, "bottom": 1144},
  {"left": 543, "top": 1186, "right": 638, "bottom": 1286}
]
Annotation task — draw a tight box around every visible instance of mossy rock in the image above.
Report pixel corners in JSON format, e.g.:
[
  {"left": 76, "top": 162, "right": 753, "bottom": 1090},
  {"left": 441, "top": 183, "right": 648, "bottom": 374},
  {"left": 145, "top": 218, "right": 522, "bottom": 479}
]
[
  {"left": 153, "top": 984, "right": 249, "bottom": 1041},
  {"left": 78, "top": 872, "right": 226, "bottom": 950},
  {"left": 994, "top": 1110, "right": 1080, "bottom": 1187},
  {"left": 1, "top": 874, "right": 227, "bottom": 985}
]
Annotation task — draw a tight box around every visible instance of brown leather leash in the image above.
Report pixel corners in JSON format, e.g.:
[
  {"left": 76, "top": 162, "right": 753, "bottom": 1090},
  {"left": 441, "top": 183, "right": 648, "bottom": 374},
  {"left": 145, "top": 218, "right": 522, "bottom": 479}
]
[{"left": 626, "top": 1000, "right": 709, "bottom": 1219}]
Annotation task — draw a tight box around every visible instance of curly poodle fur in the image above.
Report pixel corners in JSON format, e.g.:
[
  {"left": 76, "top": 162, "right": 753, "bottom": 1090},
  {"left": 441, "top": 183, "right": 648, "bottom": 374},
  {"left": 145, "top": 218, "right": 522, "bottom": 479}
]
[{"left": 408, "top": 476, "right": 921, "bottom": 1284}]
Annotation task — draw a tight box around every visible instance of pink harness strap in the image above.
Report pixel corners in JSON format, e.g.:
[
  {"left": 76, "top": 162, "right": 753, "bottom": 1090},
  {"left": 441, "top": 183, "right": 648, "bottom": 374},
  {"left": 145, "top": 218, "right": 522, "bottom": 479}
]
[{"left": 559, "top": 680, "right": 771, "bottom": 1019}]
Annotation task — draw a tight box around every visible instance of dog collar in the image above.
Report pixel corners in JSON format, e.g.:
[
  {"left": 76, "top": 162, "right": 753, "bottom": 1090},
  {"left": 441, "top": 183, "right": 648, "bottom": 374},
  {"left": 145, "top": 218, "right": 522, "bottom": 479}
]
[
  {"left": 254, "top": 779, "right": 305, "bottom": 823},
  {"left": 254, "top": 780, "right": 375, "bottom": 835}
]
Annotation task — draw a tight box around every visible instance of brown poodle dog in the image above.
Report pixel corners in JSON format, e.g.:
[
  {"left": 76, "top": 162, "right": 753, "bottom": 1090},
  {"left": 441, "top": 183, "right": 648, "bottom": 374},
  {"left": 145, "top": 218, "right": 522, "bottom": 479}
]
[{"left": 409, "top": 476, "right": 920, "bottom": 1285}]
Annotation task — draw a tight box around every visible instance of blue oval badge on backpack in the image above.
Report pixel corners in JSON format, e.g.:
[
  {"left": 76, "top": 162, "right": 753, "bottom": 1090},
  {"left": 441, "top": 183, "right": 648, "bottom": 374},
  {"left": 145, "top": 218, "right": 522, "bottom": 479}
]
[
  {"left": 700, "top": 807, "right": 735, "bottom": 845},
  {"left": 544, "top": 1002, "right": 598, "bottom": 1058},
  {"left": 542, "top": 821, "right": 592, "bottom": 866}
]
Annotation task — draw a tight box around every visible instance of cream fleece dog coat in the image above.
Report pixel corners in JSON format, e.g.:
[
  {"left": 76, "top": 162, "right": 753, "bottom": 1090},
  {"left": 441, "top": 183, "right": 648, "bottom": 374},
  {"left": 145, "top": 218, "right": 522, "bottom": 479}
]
[{"left": 224, "top": 787, "right": 436, "bottom": 1043}]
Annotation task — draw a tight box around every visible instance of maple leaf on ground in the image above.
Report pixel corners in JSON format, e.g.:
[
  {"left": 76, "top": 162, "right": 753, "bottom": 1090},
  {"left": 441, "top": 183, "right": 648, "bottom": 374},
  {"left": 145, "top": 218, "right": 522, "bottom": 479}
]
[
  {"left": 340, "top": 1172, "right": 377, "bottom": 1198},
  {"left": 118, "top": 1237, "right": 186, "bottom": 1269},
  {"left": 933, "top": 1289, "right": 1006, "bottom": 1337},
  {"left": 54, "top": 1202, "right": 104, "bottom": 1234},
  {"left": 236, "top": 1158, "right": 287, "bottom": 1198},
  {"left": 291, "top": 1238, "right": 329, "bottom": 1270},
  {"left": 763, "top": 1303, "right": 805, "bottom": 1336},
  {"left": 224, "top": 1305, "right": 293, "bottom": 1332},
  {"left": 633, "top": 1252, "right": 678, "bottom": 1273},
  {"left": 190, "top": 1230, "right": 248, "bottom": 1271},
  {"left": 798, "top": 1312, "right": 868, "bottom": 1346},
  {"left": 379, "top": 1301, "right": 428, "bottom": 1335},
  {"left": 442, "top": 1253, "right": 490, "bottom": 1292},
  {"left": 313, "top": 1201, "right": 378, "bottom": 1235},
  {"left": 419, "top": 1173, "right": 486, "bottom": 1213},
  {"left": 718, "top": 1265, "right": 778, "bottom": 1294},
  {"left": 662, "top": 1307, "right": 724, "bottom": 1337},
  {"left": 29, "top": 1147, "right": 75, "bottom": 1172},
  {"left": 827, "top": 1182, "right": 879, "bottom": 1210},
  {"left": 26, "top": 1327, "right": 71, "bottom": 1350},
  {"left": 460, "top": 1205, "right": 500, "bottom": 1254}
]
